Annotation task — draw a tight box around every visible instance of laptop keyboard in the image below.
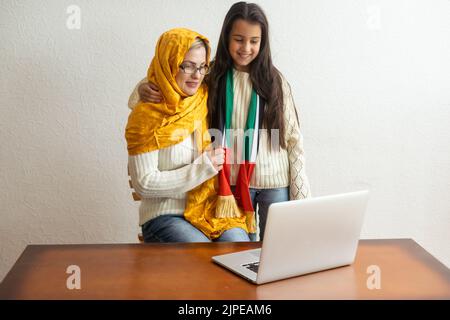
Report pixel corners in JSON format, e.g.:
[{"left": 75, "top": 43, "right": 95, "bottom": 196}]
[{"left": 242, "top": 261, "right": 259, "bottom": 273}]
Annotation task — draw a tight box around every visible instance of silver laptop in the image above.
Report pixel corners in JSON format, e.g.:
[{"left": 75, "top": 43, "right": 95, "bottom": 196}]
[{"left": 212, "top": 190, "right": 369, "bottom": 284}]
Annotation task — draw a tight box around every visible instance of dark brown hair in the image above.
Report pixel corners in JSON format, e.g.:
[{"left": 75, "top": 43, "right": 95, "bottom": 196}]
[{"left": 207, "top": 2, "right": 287, "bottom": 149}]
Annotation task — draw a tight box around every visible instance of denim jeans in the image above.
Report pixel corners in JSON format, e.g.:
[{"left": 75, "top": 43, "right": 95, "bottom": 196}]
[
  {"left": 141, "top": 214, "right": 250, "bottom": 243},
  {"left": 232, "top": 186, "right": 290, "bottom": 241}
]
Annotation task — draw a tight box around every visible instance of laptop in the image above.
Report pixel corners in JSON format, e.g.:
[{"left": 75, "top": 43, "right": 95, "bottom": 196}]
[{"left": 212, "top": 190, "right": 370, "bottom": 284}]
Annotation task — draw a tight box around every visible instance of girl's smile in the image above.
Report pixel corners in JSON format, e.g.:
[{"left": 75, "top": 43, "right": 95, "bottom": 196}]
[{"left": 228, "top": 19, "right": 261, "bottom": 72}]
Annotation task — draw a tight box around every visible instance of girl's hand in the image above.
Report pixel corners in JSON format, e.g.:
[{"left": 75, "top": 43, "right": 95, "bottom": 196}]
[{"left": 138, "top": 82, "right": 163, "bottom": 103}]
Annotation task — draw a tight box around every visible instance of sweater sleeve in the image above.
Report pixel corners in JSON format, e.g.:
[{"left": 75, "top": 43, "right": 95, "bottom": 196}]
[
  {"left": 128, "top": 77, "right": 148, "bottom": 110},
  {"left": 282, "top": 78, "right": 312, "bottom": 200},
  {"left": 128, "top": 150, "right": 218, "bottom": 198}
]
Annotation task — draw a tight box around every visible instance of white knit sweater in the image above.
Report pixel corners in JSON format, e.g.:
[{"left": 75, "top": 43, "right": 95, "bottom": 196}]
[
  {"left": 227, "top": 70, "right": 311, "bottom": 200},
  {"left": 128, "top": 135, "right": 218, "bottom": 226},
  {"left": 128, "top": 70, "right": 311, "bottom": 224}
]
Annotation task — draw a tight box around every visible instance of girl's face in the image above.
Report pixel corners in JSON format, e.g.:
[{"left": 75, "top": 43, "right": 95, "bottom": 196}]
[
  {"left": 175, "top": 45, "right": 207, "bottom": 96},
  {"left": 228, "top": 19, "right": 262, "bottom": 72}
]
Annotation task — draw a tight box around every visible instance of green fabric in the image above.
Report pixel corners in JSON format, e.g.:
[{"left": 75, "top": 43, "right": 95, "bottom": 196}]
[{"left": 224, "top": 69, "right": 258, "bottom": 160}]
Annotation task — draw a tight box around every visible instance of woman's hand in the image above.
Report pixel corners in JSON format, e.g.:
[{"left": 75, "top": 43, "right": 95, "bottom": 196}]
[
  {"left": 138, "top": 82, "right": 163, "bottom": 103},
  {"left": 207, "top": 148, "right": 225, "bottom": 172}
]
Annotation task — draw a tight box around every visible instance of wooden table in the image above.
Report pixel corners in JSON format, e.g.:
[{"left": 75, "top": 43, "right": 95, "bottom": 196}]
[{"left": 0, "top": 239, "right": 449, "bottom": 299}]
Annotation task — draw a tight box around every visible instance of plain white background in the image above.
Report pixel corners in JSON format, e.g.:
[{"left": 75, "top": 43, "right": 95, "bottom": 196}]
[{"left": 0, "top": 0, "right": 449, "bottom": 282}]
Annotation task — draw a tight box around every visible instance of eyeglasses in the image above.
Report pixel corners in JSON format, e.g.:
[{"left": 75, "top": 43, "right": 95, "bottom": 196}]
[{"left": 179, "top": 63, "right": 210, "bottom": 75}]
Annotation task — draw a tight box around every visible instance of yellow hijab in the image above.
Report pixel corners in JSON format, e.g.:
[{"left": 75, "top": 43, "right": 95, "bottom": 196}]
[
  {"left": 125, "top": 28, "right": 248, "bottom": 239},
  {"left": 126, "top": 28, "right": 210, "bottom": 155}
]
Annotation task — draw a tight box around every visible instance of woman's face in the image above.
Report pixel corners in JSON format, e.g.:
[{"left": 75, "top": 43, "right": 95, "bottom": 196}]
[
  {"left": 228, "top": 19, "right": 262, "bottom": 72},
  {"left": 175, "top": 45, "right": 207, "bottom": 96}
]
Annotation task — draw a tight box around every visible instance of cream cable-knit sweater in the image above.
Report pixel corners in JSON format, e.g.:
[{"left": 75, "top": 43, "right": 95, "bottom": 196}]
[
  {"left": 129, "top": 135, "right": 218, "bottom": 226},
  {"left": 128, "top": 69, "right": 311, "bottom": 205}
]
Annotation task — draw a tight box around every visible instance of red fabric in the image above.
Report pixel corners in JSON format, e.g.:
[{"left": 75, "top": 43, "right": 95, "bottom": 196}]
[
  {"left": 217, "top": 147, "right": 233, "bottom": 196},
  {"left": 233, "top": 161, "right": 255, "bottom": 213}
]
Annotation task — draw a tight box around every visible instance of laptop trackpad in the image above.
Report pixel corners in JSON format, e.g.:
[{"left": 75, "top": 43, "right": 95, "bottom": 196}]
[{"left": 248, "top": 249, "right": 261, "bottom": 258}]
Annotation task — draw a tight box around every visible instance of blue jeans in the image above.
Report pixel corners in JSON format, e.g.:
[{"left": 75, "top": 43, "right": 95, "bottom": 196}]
[
  {"left": 232, "top": 186, "right": 290, "bottom": 241},
  {"left": 142, "top": 214, "right": 250, "bottom": 243}
]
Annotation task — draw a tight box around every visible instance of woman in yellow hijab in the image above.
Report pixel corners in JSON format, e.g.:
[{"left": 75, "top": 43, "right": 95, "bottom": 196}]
[{"left": 125, "top": 28, "right": 249, "bottom": 242}]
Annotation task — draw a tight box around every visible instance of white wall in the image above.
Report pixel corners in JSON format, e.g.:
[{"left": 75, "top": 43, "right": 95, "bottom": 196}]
[{"left": 1, "top": 0, "right": 449, "bottom": 282}]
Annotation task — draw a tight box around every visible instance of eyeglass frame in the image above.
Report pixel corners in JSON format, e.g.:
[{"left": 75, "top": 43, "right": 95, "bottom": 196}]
[{"left": 179, "top": 63, "right": 210, "bottom": 75}]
